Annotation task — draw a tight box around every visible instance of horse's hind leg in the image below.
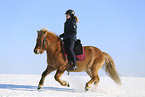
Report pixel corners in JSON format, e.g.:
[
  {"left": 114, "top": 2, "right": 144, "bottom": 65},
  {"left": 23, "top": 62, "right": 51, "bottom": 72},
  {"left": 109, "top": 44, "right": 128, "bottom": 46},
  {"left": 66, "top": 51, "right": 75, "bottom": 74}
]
[
  {"left": 86, "top": 69, "right": 100, "bottom": 86},
  {"left": 86, "top": 69, "right": 92, "bottom": 78},
  {"left": 85, "top": 61, "right": 103, "bottom": 91},
  {"left": 38, "top": 65, "right": 55, "bottom": 90},
  {"left": 85, "top": 70, "right": 99, "bottom": 91},
  {"left": 94, "top": 75, "right": 100, "bottom": 86}
]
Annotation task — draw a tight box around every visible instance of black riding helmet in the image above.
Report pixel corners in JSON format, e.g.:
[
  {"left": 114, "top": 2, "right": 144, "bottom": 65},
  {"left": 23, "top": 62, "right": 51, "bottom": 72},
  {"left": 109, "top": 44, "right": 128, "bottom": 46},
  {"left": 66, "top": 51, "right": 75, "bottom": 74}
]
[{"left": 65, "top": 9, "right": 75, "bottom": 15}]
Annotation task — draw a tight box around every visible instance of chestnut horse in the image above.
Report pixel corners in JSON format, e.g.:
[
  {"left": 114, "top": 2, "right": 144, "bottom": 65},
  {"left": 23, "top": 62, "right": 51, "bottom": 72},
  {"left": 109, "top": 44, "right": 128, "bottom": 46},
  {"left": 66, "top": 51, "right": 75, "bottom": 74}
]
[{"left": 34, "top": 29, "right": 121, "bottom": 91}]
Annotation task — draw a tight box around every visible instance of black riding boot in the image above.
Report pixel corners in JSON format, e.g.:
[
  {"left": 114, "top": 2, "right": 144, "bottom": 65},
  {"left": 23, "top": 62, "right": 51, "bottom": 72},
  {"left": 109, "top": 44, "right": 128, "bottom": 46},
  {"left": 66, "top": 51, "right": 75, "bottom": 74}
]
[{"left": 69, "top": 62, "right": 78, "bottom": 70}]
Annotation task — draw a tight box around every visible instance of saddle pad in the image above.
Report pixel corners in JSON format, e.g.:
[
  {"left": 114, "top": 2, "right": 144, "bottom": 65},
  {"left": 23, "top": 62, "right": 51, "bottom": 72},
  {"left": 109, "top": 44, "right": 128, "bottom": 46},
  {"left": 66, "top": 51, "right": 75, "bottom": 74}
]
[{"left": 62, "top": 42, "right": 85, "bottom": 61}]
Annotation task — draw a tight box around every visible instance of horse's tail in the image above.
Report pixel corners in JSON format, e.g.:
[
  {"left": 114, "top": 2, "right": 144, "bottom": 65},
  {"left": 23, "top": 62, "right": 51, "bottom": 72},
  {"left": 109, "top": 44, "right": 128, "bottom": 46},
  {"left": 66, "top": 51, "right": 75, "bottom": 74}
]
[{"left": 103, "top": 52, "right": 122, "bottom": 85}]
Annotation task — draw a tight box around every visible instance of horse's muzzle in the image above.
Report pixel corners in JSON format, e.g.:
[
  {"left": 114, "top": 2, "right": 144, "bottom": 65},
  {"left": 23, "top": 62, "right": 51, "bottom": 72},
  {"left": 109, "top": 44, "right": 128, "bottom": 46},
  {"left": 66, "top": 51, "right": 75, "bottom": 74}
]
[{"left": 34, "top": 49, "right": 38, "bottom": 54}]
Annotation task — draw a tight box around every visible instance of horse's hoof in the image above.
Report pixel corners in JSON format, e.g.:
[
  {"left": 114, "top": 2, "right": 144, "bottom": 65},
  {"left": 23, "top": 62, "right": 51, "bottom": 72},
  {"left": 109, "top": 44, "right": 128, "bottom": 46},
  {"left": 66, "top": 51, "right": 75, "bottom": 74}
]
[
  {"left": 85, "top": 84, "right": 90, "bottom": 91},
  {"left": 37, "top": 85, "right": 43, "bottom": 90},
  {"left": 37, "top": 87, "right": 42, "bottom": 90},
  {"left": 67, "top": 83, "right": 70, "bottom": 87},
  {"left": 85, "top": 88, "right": 89, "bottom": 92}
]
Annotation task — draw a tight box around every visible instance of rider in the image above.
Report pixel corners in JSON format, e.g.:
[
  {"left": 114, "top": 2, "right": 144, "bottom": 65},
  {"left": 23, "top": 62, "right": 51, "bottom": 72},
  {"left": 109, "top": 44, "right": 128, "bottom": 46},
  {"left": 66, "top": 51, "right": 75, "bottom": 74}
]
[{"left": 59, "top": 9, "right": 79, "bottom": 70}]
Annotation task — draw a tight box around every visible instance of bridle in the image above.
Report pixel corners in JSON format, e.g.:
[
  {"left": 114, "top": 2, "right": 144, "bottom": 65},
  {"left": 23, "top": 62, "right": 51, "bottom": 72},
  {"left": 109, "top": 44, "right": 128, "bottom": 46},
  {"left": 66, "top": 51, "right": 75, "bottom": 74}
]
[
  {"left": 42, "top": 37, "right": 48, "bottom": 49},
  {"left": 41, "top": 37, "right": 61, "bottom": 49}
]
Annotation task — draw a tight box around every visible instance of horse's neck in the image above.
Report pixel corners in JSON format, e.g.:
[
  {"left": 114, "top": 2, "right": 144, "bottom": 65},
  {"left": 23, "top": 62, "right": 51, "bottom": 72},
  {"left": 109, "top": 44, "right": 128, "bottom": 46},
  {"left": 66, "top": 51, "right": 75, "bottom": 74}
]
[
  {"left": 46, "top": 41, "right": 61, "bottom": 65},
  {"left": 45, "top": 37, "right": 61, "bottom": 58}
]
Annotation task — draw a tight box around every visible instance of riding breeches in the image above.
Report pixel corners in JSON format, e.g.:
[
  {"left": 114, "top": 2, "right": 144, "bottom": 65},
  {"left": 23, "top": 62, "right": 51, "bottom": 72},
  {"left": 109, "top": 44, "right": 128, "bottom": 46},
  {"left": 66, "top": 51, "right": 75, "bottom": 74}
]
[{"left": 64, "top": 38, "right": 76, "bottom": 66}]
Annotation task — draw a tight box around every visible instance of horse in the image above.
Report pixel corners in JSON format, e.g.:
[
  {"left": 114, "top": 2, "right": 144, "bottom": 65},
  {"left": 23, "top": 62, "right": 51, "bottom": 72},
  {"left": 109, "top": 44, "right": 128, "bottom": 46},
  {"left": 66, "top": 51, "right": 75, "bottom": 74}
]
[{"left": 34, "top": 29, "right": 121, "bottom": 91}]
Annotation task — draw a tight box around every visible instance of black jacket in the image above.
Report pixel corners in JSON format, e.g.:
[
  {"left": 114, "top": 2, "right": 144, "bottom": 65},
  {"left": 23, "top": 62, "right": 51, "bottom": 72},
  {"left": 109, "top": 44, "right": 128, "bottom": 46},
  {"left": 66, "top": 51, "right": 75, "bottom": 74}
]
[{"left": 60, "top": 18, "right": 77, "bottom": 41}]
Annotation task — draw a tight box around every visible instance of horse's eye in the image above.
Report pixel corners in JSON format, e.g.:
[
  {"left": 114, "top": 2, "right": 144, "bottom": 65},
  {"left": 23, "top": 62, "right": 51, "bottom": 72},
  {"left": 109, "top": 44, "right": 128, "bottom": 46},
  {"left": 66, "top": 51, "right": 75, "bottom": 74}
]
[{"left": 44, "top": 30, "right": 47, "bottom": 33}]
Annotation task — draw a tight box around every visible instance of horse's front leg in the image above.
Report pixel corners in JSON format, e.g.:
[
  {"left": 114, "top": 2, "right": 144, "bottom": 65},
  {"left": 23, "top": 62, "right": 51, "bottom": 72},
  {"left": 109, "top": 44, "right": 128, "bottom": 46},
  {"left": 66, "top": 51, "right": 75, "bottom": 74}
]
[
  {"left": 54, "top": 67, "right": 70, "bottom": 87},
  {"left": 38, "top": 65, "right": 55, "bottom": 90}
]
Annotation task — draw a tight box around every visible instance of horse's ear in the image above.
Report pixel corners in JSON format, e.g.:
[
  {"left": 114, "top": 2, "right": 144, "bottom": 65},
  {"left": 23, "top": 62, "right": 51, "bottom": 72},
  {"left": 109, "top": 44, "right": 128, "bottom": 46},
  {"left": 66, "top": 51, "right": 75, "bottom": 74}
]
[
  {"left": 44, "top": 30, "right": 47, "bottom": 33},
  {"left": 37, "top": 30, "right": 39, "bottom": 34}
]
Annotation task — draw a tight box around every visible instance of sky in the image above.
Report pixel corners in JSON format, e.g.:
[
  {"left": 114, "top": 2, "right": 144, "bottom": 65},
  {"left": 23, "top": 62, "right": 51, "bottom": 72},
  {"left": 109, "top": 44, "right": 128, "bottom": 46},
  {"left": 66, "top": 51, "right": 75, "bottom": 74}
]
[{"left": 0, "top": 0, "right": 145, "bottom": 77}]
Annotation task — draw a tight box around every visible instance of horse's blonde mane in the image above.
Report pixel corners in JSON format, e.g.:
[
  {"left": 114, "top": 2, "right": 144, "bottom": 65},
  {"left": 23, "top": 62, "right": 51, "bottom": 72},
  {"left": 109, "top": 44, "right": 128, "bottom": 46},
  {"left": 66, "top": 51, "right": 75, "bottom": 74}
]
[
  {"left": 41, "top": 28, "right": 47, "bottom": 31},
  {"left": 40, "top": 28, "right": 57, "bottom": 38}
]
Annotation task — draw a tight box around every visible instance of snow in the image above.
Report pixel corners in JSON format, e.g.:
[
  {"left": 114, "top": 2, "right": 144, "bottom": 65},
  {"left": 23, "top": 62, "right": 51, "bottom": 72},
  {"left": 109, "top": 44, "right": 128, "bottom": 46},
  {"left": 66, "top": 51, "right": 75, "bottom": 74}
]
[{"left": 0, "top": 74, "right": 145, "bottom": 97}]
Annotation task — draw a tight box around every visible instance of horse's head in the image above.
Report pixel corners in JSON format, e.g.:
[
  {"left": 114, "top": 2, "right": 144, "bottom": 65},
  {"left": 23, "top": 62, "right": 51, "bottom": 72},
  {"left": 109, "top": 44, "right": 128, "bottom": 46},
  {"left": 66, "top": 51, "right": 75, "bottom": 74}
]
[{"left": 34, "top": 29, "right": 48, "bottom": 54}]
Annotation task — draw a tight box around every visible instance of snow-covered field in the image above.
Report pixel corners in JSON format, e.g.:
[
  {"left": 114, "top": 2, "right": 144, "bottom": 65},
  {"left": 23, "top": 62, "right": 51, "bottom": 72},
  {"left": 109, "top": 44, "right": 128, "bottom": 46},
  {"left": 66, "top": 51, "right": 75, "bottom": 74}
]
[{"left": 0, "top": 74, "right": 145, "bottom": 97}]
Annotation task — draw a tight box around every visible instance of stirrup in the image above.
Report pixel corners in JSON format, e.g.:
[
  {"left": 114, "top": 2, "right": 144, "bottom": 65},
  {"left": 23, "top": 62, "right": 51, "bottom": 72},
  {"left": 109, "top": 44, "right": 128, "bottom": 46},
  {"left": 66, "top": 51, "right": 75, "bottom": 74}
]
[{"left": 69, "top": 66, "right": 78, "bottom": 70}]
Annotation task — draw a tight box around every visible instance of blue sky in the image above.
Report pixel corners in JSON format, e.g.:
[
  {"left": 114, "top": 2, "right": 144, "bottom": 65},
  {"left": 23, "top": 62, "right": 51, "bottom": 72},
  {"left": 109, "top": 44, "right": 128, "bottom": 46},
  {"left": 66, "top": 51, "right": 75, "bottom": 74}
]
[{"left": 0, "top": 0, "right": 145, "bottom": 77}]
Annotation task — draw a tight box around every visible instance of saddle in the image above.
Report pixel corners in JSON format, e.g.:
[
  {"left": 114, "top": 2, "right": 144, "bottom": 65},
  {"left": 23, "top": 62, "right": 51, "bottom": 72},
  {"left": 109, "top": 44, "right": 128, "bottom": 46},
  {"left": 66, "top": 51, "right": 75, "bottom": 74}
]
[{"left": 62, "top": 39, "right": 85, "bottom": 61}]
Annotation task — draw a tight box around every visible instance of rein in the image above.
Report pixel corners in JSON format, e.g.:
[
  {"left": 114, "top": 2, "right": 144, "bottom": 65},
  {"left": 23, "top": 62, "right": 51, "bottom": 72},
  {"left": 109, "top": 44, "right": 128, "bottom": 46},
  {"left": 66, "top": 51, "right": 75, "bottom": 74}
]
[{"left": 42, "top": 37, "right": 61, "bottom": 49}]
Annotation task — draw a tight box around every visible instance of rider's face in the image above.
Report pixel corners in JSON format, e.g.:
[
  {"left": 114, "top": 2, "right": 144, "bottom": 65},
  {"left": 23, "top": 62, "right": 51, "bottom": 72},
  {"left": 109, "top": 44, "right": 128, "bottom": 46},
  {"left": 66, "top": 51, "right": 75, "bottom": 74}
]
[{"left": 66, "top": 14, "right": 70, "bottom": 19}]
